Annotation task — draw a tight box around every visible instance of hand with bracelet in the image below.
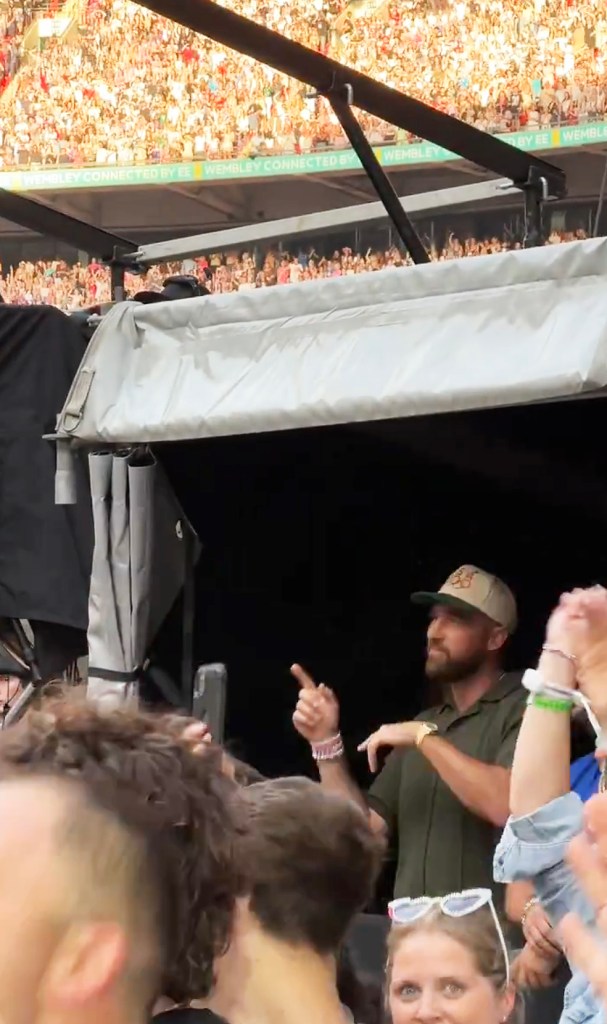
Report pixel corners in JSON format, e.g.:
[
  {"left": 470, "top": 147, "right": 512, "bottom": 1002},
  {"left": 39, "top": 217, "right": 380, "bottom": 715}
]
[
  {"left": 533, "top": 587, "right": 607, "bottom": 740},
  {"left": 291, "top": 664, "right": 342, "bottom": 755},
  {"left": 521, "top": 896, "right": 562, "bottom": 960},
  {"left": 564, "top": 587, "right": 607, "bottom": 730},
  {"left": 496, "top": 587, "right": 607, "bottom": 1024},
  {"left": 291, "top": 664, "right": 434, "bottom": 770}
]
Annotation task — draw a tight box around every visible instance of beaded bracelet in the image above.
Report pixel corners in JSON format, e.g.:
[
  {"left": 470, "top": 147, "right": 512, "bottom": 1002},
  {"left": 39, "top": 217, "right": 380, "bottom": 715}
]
[
  {"left": 313, "top": 742, "right": 345, "bottom": 762},
  {"left": 311, "top": 733, "right": 344, "bottom": 762}
]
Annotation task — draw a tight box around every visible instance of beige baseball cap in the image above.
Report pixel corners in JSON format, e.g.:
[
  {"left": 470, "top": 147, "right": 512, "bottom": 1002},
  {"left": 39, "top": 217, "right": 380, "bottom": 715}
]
[{"left": 411, "top": 565, "right": 518, "bottom": 634}]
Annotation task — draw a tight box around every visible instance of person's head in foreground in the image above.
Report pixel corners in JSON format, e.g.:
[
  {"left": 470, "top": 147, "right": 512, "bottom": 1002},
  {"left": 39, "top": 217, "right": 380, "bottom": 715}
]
[
  {"left": 202, "top": 776, "right": 381, "bottom": 1024},
  {"left": 0, "top": 700, "right": 248, "bottom": 1010},
  {"left": 387, "top": 890, "right": 518, "bottom": 1024},
  {"left": 411, "top": 565, "right": 517, "bottom": 686},
  {"left": 0, "top": 771, "right": 170, "bottom": 1024}
]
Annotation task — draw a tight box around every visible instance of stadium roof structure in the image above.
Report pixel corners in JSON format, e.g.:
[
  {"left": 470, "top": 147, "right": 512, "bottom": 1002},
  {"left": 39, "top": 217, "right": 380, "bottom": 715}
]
[
  {"left": 129, "top": 0, "right": 566, "bottom": 264},
  {"left": 0, "top": 0, "right": 568, "bottom": 286},
  {"left": 132, "top": 179, "right": 521, "bottom": 264}
]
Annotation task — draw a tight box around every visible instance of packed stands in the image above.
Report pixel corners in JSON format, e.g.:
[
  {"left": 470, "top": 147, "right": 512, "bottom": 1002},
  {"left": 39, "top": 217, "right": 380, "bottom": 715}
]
[
  {"left": 0, "top": 229, "right": 587, "bottom": 308},
  {"left": 0, "top": 0, "right": 605, "bottom": 169},
  {"left": 0, "top": 1, "right": 34, "bottom": 97}
]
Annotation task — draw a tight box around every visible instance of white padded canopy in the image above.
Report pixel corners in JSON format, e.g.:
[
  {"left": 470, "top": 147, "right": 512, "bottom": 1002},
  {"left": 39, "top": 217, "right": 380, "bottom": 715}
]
[{"left": 57, "top": 237, "right": 607, "bottom": 445}]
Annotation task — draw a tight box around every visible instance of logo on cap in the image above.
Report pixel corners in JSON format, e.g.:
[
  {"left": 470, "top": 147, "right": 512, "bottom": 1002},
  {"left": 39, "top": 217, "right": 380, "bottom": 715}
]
[{"left": 447, "top": 567, "right": 479, "bottom": 591}]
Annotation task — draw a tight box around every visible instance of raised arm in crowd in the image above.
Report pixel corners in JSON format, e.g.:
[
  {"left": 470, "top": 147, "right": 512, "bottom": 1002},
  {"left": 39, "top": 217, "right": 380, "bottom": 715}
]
[{"left": 495, "top": 585, "right": 607, "bottom": 1024}]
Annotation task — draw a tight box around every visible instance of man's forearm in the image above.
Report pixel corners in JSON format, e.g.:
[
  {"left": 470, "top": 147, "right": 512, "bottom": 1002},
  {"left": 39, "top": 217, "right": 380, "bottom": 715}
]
[
  {"left": 316, "top": 756, "right": 368, "bottom": 812},
  {"left": 316, "top": 757, "right": 387, "bottom": 836},
  {"left": 419, "top": 735, "right": 510, "bottom": 826}
]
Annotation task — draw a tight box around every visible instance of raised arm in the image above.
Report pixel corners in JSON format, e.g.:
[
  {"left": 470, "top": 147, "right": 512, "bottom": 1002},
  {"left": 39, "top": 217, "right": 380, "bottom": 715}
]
[
  {"left": 510, "top": 594, "right": 601, "bottom": 818},
  {"left": 495, "top": 588, "right": 607, "bottom": 930},
  {"left": 290, "top": 664, "right": 388, "bottom": 837}
]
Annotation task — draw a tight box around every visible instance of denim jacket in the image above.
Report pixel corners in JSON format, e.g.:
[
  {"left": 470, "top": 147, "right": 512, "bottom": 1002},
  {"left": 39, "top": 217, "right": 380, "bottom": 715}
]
[{"left": 494, "top": 792, "right": 604, "bottom": 1024}]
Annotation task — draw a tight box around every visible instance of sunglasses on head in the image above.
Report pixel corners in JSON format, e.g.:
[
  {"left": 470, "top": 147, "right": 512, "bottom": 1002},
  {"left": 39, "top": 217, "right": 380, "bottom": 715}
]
[{"left": 388, "top": 888, "right": 510, "bottom": 986}]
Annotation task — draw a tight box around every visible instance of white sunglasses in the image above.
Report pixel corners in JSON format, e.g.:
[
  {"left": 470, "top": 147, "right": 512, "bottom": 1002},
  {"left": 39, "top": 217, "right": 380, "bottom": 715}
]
[{"left": 388, "top": 887, "right": 510, "bottom": 986}]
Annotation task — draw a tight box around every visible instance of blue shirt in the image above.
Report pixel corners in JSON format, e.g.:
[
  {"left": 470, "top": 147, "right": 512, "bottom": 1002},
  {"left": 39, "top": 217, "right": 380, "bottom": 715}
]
[{"left": 570, "top": 754, "right": 600, "bottom": 803}]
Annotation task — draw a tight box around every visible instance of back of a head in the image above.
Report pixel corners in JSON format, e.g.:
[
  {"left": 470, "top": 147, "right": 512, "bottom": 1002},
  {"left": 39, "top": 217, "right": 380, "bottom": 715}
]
[
  {"left": 244, "top": 777, "right": 380, "bottom": 955},
  {"left": 0, "top": 700, "right": 248, "bottom": 1003},
  {"left": 53, "top": 773, "right": 167, "bottom": 1011},
  {"left": 0, "top": 772, "right": 167, "bottom": 1024}
]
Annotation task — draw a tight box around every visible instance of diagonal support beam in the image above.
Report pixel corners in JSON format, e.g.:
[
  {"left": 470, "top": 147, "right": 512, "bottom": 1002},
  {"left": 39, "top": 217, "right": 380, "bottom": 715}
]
[
  {"left": 135, "top": 0, "right": 566, "bottom": 197},
  {"left": 328, "top": 90, "right": 429, "bottom": 263},
  {"left": 0, "top": 188, "right": 135, "bottom": 257}
]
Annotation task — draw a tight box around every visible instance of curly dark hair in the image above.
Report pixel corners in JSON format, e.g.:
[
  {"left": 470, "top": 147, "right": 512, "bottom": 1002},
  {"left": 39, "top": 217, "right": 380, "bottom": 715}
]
[{"left": 0, "top": 700, "right": 248, "bottom": 1003}]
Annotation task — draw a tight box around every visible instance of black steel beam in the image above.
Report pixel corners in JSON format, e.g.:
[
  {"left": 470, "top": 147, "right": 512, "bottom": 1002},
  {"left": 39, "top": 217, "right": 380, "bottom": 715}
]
[
  {"left": 135, "top": 0, "right": 566, "bottom": 196},
  {"left": 328, "top": 92, "right": 429, "bottom": 263},
  {"left": 0, "top": 189, "right": 135, "bottom": 257}
]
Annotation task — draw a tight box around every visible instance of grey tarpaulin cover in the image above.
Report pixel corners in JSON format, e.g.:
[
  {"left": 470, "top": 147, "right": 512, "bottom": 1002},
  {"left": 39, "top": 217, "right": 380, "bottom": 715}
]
[
  {"left": 87, "top": 449, "right": 198, "bottom": 705},
  {"left": 56, "top": 237, "right": 607, "bottom": 445}
]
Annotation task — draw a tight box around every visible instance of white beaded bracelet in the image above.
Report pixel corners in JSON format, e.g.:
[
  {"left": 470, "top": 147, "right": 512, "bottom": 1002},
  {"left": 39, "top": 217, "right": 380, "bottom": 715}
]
[
  {"left": 313, "top": 743, "right": 345, "bottom": 762},
  {"left": 311, "top": 733, "right": 344, "bottom": 762}
]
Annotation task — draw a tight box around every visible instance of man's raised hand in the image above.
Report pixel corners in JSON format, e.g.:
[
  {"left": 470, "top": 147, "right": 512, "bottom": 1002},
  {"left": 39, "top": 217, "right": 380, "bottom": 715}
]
[{"left": 291, "top": 664, "right": 340, "bottom": 744}]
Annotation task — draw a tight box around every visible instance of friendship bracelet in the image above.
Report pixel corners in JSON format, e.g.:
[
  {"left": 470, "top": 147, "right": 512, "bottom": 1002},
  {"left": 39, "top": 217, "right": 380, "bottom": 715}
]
[
  {"left": 311, "top": 733, "right": 344, "bottom": 762},
  {"left": 312, "top": 741, "right": 345, "bottom": 762},
  {"left": 311, "top": 733, "right": 342, "bottom": 751},
  {"left": 541, "top": 644, "right": 578, "bottom": 665},
  {"left": 528, "top": 693, "right": 573, "bottom": 713}
]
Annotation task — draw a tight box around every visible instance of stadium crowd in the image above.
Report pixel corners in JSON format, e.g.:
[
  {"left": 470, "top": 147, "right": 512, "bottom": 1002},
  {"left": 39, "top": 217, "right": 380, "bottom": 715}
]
[
  {"left": 0, "top": 0, "right": 605, "bottom": 169},
  {"left": 0, "top": 228, "right": 587, "bottom": 308},
  {"left": 0, "top": 1, "right": 34, "bottom": 97}
]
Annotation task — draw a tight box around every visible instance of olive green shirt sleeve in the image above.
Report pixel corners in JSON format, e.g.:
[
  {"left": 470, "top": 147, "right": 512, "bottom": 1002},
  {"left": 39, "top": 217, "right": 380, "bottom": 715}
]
[{"left": 366, "top": 748, "right": 402, "bottom": 835}]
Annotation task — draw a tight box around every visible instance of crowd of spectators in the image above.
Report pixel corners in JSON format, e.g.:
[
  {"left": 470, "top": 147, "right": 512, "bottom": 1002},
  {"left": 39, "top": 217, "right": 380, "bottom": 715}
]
[
  {"left": 0, "top": 228, "right": 588, "bottom": 309},
  {"left": 0, "top": 0, "right": 605, "bottom": 169},
  {"left": 0, "top": 1, "right": 35, "bottom": 97}
]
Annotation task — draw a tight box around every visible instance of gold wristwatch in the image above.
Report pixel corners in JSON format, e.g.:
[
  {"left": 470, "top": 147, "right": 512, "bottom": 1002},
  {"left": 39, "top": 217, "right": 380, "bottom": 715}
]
[{"left": 415, "top": 722, "right": 438, "bottom": 748}]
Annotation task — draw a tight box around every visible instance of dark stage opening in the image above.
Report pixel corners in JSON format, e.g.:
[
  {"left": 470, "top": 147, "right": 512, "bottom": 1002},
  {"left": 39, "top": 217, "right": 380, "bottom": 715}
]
[{"left": 155, "top": 395, "right": 606, "bottom": 785}]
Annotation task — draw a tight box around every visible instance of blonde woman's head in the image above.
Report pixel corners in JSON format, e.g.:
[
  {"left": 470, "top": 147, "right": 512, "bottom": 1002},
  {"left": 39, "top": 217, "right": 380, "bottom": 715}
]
[{"left": 386, "top": 905, "right": 519, "bottom": 1024}]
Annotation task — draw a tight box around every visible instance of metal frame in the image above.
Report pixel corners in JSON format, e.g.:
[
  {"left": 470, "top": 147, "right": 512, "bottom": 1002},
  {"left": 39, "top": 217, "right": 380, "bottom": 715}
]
[
  {"left": 135, "top": 0, "right": 566, "bottom": 248},
  {"left": 131, "top": 179, "right": 520, "bottom": 265},
  {"left": 0, "top": 188, "right": 135, "bottom": 257},
  {"left": 327, "top": 84, "right": 429, "bottom": 263},
  {"left": 0, "top": 188, "right": 141, "bottom": 299},
  {"left": 0, "top": 0, "right": 568, "bottom": 289}
]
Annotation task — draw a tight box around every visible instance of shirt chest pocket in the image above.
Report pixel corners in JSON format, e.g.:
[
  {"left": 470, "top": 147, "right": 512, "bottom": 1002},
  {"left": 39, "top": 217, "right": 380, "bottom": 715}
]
[{"left": 441, "top": 711, "right": 501, "bottom": 762}]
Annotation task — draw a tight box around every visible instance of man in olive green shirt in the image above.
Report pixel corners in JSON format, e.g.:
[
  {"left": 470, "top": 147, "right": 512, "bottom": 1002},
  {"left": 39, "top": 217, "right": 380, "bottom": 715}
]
[{"left": 291, "top": 564, "right": 526, "bottom": 904}]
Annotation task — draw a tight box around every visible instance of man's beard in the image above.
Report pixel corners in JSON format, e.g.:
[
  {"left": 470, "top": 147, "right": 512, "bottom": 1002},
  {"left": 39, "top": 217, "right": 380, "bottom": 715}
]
[{"left": 425, "top": 647, "right": 487, "bottom": 685}]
